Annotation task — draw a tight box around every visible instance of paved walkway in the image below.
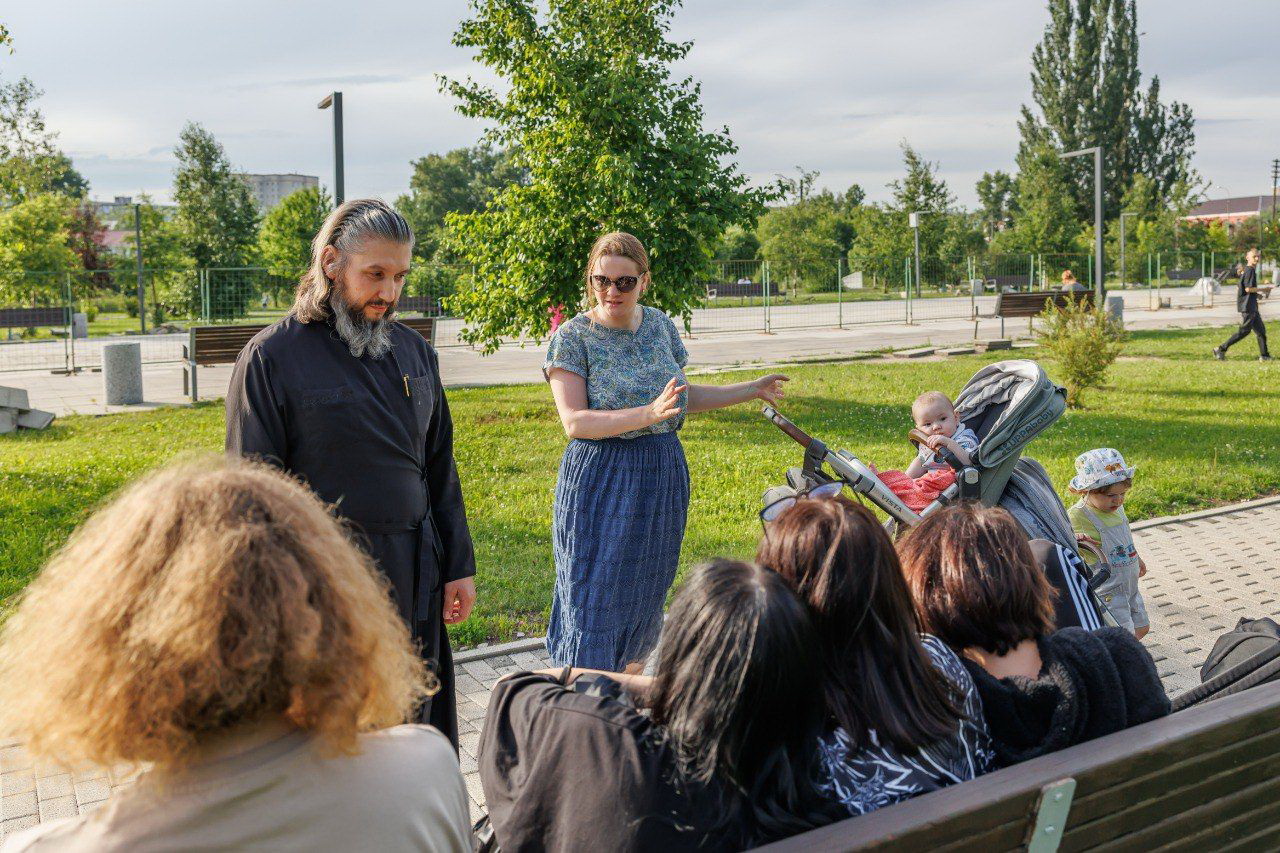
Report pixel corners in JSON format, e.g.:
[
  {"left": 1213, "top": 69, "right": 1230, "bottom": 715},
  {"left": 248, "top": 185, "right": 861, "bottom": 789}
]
[
  {"left": 2, "top": 496, "right": 1278, "bottom": 837},
  {"left": 0, "top": 297, "right": 1255, "bottom": 417}
]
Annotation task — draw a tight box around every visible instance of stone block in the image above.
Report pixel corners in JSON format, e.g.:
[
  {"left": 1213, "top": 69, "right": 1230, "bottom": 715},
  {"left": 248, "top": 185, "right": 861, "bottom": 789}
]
[
  {"left": 892, "top": 347, "right": 935, "bottom": 358},
  {"left": 0, "top": 409, "right": 14, "bottom": 435},
  {"left": 72, "top": 313, "right": 88, "bottom": 339},
  {"left": 0, "top": 387, "right": 29, "bottom": 409},
  {"left": 16, "top": 409, "right": 54, "bottom": 430},
  {"left": 939, "top": 346, "right": 976, "bottom": 356},
  {"left": 102, "top": 342, "right": 143, "bottom": 405},
  {"left": 981, "top": 339, "right": 1012, "bottom": 351}
]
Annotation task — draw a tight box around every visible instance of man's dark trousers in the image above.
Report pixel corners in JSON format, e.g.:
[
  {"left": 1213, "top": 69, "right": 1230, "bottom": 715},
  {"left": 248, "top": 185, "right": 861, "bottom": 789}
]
[{"left": 1220, "top": 310, "right": 1269, "bottom": 357}]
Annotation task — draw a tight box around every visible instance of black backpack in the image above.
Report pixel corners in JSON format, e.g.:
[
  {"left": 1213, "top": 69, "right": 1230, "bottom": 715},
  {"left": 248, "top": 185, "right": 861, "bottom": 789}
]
[{"left": 1171, "top": 617, "right": 1280, "bottom": 712}]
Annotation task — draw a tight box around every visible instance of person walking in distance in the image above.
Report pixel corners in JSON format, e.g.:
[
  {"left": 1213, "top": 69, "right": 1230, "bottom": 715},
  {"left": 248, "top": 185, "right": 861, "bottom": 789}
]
[{"left": 1214, "top": 248, "right": 1271, "bottom": 362}]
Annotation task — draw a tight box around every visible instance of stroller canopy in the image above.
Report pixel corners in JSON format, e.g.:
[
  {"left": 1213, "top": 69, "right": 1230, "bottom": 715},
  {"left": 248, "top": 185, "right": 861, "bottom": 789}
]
[{"left": 954, "top": 360, "right": 1066, "bottom": 471}]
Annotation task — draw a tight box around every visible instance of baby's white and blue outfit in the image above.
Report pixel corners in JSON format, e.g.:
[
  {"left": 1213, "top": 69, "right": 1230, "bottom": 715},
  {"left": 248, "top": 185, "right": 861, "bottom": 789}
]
[{"left": 916, "top": 423, "right": 979, "bottom": 472}]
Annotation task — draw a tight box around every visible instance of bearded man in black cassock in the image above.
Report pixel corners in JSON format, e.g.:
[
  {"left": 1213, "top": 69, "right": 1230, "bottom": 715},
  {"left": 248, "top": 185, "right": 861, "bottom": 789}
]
[{"left": 225, "top": 199, "right": 476, "bottom": 747}]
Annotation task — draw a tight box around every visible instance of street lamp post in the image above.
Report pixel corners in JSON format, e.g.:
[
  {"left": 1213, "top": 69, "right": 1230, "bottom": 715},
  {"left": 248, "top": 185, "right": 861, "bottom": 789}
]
[
  {"left": 1119, "top": 211, "right": 1139, "bottom": 290},
  {"left": 318, "top": 92, "right": 344, "bottom": 205},
  {"left": 1060, "top": 146, "right": 1104, "bottom": 300}
]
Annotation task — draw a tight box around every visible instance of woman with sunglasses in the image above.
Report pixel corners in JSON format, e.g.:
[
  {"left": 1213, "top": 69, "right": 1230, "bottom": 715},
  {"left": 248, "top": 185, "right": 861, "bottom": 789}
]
[
  {"left": 543, "top": 231, "right": 787, "bottom": 672},
  {"left": 756, "top": 494, "right": 994, "bottom": 816}
]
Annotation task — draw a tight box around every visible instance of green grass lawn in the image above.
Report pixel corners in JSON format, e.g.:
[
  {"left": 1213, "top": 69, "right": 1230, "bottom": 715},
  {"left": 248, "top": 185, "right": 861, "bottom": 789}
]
[{"left": 2, "top": 323, "right": 1277, "bottom": 646}]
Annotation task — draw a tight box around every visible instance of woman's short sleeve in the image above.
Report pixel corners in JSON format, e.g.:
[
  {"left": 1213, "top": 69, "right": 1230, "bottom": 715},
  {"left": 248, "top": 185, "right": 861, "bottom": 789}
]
[
  {"left": 544, "top": 322, "right": 587, "bottom": 381},
  {"left": 665, "top": 314, "right": 688, "bottom": 369}
]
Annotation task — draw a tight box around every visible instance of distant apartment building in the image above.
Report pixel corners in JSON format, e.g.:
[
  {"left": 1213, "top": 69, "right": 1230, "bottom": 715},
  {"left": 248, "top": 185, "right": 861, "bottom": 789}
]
[
  {"left": 1182, "top": 195, "right": 1278, "bottom": 234},
  {"left": 91, "top": 196, "right": 176, "bottom": 229},
  {"left": 238, "top": 173, "right": 319, "bottom": 211}
]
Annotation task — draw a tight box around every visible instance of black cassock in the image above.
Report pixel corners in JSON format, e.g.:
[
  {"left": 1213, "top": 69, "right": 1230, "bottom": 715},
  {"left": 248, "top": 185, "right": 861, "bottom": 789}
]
[{"left": 225, "top": 315, "right": 475, "bottom": 747}]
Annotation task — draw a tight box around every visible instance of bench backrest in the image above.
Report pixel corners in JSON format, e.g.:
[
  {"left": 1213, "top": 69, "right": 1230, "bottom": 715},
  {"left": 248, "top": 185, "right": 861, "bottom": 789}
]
[
  {"left": 188, "top": 316, "right": 436, "bottom": 366},
  {"left": 995, "top": 290, "right": 1094, "bottom": 318},
  {"left": 762, "top": 680, "right": 1280, "bottom": 852},
  {"left": 0, "top": 307, "right": 68, "bottom": 328},
  {"left": 1166, "top": 268, "right": 1203, "bottom": 281},
  {"left": 707, "top": 281, "right": 779, "bottom": 298}
]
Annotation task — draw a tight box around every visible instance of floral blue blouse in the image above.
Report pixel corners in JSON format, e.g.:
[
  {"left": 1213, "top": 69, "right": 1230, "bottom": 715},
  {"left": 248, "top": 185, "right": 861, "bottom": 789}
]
[{"left": 543, "top": 306, "right": 689, "bottom": 440}]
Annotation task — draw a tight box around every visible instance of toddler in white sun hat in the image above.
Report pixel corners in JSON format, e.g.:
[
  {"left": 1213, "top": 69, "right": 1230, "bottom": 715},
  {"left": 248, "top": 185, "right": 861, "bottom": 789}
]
[{"left": 1066, "top": 448, "right": 1150, "bottom": 639}]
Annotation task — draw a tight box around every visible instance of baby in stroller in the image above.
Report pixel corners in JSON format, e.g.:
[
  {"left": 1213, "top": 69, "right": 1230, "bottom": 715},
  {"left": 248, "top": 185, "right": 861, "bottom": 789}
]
[{"left": 875, "top": 391, "right": 979, "bottom": 513}]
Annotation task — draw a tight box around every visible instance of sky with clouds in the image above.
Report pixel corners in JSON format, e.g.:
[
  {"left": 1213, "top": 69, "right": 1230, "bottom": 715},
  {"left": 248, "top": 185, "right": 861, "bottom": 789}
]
[{"left": 3, "top": 0, "right": 1277, "bottom": 208}]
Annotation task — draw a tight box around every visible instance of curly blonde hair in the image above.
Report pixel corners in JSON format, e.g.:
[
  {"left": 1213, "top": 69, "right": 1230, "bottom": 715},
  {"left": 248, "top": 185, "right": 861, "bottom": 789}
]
[{"left": 0, "top": 457, "right": 431, "bottom": 770}]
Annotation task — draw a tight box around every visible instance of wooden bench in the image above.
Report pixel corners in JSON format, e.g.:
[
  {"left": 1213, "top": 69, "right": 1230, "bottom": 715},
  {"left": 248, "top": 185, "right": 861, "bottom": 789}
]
[
  {"left": 991, "top": 290, "right": 1094, "bottom": 336},
  {"left": 705, "top": 281, "right": 780, "bottom": 300},
  {"left": 183, "top": 316, "right": 436, "bottom": 401},
  {"left": 397, "top": 294, "right": 441, "bottom": 314},
  {"left": 986, "top": 274, "right": 1032, "bottom": 293},
  {"left": 1166, "top": 268, "right": 1203, "bottom": 282},
  {"left": 763, "top": 680, "right": 1280, "bottom": 852},
  {"left": 0, "top": 307, "right": 70, "bottom": 335}
]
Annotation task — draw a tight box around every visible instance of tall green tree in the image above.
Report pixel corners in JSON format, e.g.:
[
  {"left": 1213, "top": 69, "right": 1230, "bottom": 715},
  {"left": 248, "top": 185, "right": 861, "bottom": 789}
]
[
  {"left": 976, "top": 170, "right": 1017, "bottom": 236},
  {"left": 993, "top": 143, "right": 1081, "bottom": 254},
  {"left": 258, "top": 186, "right": 332, "bottom": 280},
  {"left": 851, "top": 144, "right": 982, "bottom": 261},
  {"left": 172, "top": 122, "right": 259, "bottom": 268},
  {"left": 438, "top": 0, "right": 773, "bottom": 351},
  {"left": 0, "top": 77, "right": 87, "bottom": 202},
  {"left": 396, "top": 145, "right": 524, "bottom": 262},
  {"left": 0, "top": 193, "right": 77, "bottom": 303},
  {"left": 1019, "top": 0, "right": 1195, "bottom": 221}
]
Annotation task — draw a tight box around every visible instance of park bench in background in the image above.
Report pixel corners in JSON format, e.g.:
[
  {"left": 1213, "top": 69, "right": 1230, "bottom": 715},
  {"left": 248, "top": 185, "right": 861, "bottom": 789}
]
[
  {"left": 0, "top": 307, "right": 70, "bottom": 338},
  {"left": 763, "top": 680, "right": 1280, "bottom": 852},
  {"left": 990, "top": 290, "right": 1094, "bottom": 337},
  {"left": 183, "top": 316, "right": 436, "bottom": 401},
  {"left": 987, "top": 274, "right": 1032, "bottom": 292},
  {"left": 1166, "top": 268, "right": 1202, "bottom": 282},
  {"left": 397, "top": 295, "right": 441, "bottom": 314},
  {"left": 704, "top": 280, "right": 780, "bottom": 300}
]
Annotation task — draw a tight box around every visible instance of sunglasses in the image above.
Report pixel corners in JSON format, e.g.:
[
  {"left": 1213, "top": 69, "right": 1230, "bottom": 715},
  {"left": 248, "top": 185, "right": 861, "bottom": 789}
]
[
  {"left": 590, "top": 274, "right": 641, "bottom": 293},
  {"left": 759, "top": 480, "right": 843, "bottom": 524}
]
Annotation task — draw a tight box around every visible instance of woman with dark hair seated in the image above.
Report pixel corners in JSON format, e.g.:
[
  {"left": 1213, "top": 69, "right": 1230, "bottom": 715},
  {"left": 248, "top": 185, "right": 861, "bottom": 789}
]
[
  {"left": 755, "top": 495, "right": 993, "bottom": 816},
  {"left": 479, "top": 559, "right": 844, "bottom": 851},
  {"left": 899, "top": 502, "right": 1170, "bottom": 768}
]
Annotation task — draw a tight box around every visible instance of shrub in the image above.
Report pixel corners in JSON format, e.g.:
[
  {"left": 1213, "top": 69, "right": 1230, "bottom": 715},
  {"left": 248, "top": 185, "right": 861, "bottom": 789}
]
[
  {"left": 1036, "top": 296, "right": 1126, "bottom": 408},
  {"left": 82, "top": 305, "right": 99, "bottom": 323}
]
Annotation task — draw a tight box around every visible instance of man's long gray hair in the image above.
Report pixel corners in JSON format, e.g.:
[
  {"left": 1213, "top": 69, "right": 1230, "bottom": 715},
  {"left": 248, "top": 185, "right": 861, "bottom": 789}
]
[{"left": 292, "top": 198, "right": 414, "bottom": 324}]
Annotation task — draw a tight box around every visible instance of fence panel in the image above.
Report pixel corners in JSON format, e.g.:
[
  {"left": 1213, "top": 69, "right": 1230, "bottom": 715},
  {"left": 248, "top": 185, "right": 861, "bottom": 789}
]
[
  {"left": 760, "top": 258, "right": 847, "bottom": 332},
  {"left": 0, "top": 271, "right": 75, "bottom": 373},
  {"left": 684, "top": 259, "right": 768, "bottom": 335},
  {"left": 1148, "top": 251, "right": 1210, "bottom": 309}
]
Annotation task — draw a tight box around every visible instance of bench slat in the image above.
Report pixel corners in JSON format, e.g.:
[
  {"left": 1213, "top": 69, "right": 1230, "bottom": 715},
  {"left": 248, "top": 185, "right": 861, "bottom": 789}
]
[
  {"left": 1067, "top": 723, "right": 1280, "bottom": 828},
  {"left": 1064, "top": 740, "right": 1279, "bottom": 849},
  {"left": 187, "top": 318, "right": 435, "bottom": 367},
  {"left": 1090, "top": 775, "right": 1280, "bottom": 852}
]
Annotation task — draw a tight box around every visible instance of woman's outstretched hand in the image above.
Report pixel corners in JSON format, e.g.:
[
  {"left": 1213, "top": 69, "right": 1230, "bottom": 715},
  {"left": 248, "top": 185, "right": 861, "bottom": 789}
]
[
  {"left": 648, "top": 377, "right": 688, "bottom": 425},
  {"left": 753, "top": 374, "right": 790, "bottom": 406}
]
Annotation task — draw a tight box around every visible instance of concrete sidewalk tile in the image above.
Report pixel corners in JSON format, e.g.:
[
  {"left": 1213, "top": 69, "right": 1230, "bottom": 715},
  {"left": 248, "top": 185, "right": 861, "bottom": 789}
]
[
  {"left": 1, "top": 772, "right": 34, "bottom": 796},
  {"left": 2, "top": 814, "right": 39, "bottom": 836},
  {"left": 2, "top": 792, "right": 37, "bottom": 820},
  {"left": 37, "top": 795, "right": 77, "bottom": 822},
  {"left": 73, "top": 779, "right": 110, "bottom": 806},
  {"left": 0, "top": 747, "right": 32, "bottom": 773},
  {"left": 35, "top": 774, "right": 72, "bottom": 800}
]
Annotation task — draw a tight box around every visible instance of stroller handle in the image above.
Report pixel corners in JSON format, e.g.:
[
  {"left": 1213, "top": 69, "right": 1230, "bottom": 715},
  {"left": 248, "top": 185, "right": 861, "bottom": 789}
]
[{"left": 762, "top": 406, "right": 813, "bottom": 448}]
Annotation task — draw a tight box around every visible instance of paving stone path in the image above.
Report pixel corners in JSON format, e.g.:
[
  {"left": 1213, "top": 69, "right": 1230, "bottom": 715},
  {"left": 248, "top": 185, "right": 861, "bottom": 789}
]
[{"left": 3, "top": 496, "right": 1279, "bottom": 838}]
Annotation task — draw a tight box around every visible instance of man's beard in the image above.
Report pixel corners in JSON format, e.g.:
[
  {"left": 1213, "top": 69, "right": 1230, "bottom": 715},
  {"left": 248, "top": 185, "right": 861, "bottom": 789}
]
[{"left": 330, "top": 288, "right": 394, "bottom": 360}]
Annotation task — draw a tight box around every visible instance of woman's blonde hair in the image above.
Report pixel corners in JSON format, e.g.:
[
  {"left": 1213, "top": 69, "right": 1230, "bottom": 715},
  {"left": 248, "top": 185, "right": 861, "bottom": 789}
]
[
  {"left": 1061, "top": 269, "right": 1076, "bottom": 283},
  {"left": 583, "top": 231, "right": 650, "bottom": 308},
  {"left": 293, "top": 198, "right": 414, "bottom": 323},
  {"left": 0, "top": 457, "right": 431, "bottom": 770}
]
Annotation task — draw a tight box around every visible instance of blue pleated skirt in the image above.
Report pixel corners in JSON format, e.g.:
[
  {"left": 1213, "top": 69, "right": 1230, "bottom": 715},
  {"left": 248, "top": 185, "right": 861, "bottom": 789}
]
[{"left": 547, "top": 431, "right": 690, "bottom": 669}]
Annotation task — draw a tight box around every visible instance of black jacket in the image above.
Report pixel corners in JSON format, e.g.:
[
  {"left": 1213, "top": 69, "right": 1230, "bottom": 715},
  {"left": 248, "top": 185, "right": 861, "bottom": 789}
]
[{"left": 962, "top": 627, "right": 1170, "bottom": 768}]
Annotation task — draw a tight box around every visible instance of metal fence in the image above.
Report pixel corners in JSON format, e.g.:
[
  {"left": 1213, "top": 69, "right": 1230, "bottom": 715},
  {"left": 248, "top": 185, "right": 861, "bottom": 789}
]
[{"left": 0, "top": 251, "right": 1264, "bottom": 374}]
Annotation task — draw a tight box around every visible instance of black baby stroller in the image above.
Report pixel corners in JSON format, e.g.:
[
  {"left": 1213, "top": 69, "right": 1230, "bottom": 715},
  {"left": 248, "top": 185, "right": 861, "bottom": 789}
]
[{"left": 761, "top": 359, "right": 1109, "bottom": 630}]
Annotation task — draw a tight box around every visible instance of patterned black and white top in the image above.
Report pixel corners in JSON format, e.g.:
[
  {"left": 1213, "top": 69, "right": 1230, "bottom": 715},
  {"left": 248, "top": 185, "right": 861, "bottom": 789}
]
[{"left": 817, "top": 635, "right": 995, "bottom": 816}]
